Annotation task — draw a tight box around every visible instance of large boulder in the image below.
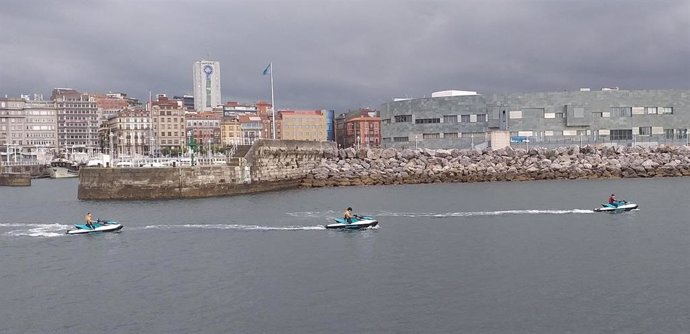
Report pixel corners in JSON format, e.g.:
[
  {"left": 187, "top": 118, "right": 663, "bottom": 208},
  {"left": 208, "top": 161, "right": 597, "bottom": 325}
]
[
  {"left": 435, "top": 149, "right": 452, "bottom": 158},
  {"left": 381, "top": 148, "right": 397, "bottom": 159},
  {"left": 400, "top": 149, "right": 416, "bottom": 159},
  {"left": 366, "top": 148, "right": 382, "bottom": 160},
  {"left": 344, "top": 147, "right": 356, "bottom": 159}
]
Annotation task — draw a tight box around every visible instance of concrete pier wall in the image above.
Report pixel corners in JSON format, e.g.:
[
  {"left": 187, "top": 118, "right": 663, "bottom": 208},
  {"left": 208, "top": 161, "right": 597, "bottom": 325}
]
[
  {"left": 0, "top": 173, "right": 31, "bottom": 186},
  {"left": 78, "top": 140, "right": 335, "bottom": 200}
]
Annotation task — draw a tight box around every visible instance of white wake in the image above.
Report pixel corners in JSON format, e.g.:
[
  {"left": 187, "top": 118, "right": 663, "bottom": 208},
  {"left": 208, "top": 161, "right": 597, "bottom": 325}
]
[
  {"left": 0, "top": 223, "right": 70, "bottom": 237},
  {"left": 288, "top": 209, "right": 594, "bottom": 219}
]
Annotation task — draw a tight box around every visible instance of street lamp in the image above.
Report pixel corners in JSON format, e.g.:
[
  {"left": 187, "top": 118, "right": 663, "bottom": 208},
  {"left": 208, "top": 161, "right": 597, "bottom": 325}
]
[
  {"left": 356, "top": 135, "right": 360, "bottom": 150},
  {"left": 415, "top": 135, "right": 418, "bottom": 150},
  {"left": 109, "top": 131, "right": 114, "bottom": 158}
]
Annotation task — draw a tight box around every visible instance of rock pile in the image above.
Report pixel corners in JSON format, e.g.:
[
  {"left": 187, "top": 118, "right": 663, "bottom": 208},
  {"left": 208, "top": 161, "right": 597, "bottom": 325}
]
[{"left": 302, "top": 145, "right": 690, "bottom": 188}]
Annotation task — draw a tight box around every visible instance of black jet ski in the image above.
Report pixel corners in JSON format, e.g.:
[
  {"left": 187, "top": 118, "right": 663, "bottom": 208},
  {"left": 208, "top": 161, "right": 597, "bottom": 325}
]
[
  {"left": 66, "top": 219, "right": 123, "bottom": 234},
  {"left": 593, "top": 201, "right": 638, "bottom": 213},
  {"left": 325, "top": 216, "right": 378, "bottom": 229}
]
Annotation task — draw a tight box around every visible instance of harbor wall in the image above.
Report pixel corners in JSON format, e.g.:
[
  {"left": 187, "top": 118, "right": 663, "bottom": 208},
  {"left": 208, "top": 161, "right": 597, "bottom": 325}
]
[
  {"left": 0, "top": 173, "right": 31, "bottom": 186},
  {"left": 78, "top": 140, "right": 336, "bottom": 200},
  {"left": 245, "top": 140, "right": 337, "bottom": 182},
  {"left": 76, "top": 141, "right": 690, "bottom": 200},
  {"left": 0, "top": 165, "right": 49, "bottom": 178},
  {"left": 301, "top": 145, "right": 690, "bottom": 187}
]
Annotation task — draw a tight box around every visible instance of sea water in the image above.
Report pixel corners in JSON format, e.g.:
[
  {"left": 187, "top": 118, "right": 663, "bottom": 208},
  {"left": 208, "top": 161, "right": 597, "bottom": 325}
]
[{"left": 1, "top": 177, "right": 688, "bottom": 333}]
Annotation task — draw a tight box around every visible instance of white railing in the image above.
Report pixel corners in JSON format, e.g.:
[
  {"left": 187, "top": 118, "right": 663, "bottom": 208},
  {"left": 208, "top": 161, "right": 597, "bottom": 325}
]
[{"left": 0, "top": 160, "right": 45, "bottom": 167}]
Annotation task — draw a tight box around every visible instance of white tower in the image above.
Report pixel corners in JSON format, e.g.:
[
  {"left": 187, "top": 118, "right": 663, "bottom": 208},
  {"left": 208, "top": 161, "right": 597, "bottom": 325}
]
[{"left": 193, "top": 60, "right": 222, "bottom": 111}]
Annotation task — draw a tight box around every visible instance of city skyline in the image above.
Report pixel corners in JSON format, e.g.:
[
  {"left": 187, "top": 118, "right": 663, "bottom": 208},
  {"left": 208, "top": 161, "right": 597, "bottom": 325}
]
[{"left": 0, "top": 0, "right": 688, "bottom": 111}]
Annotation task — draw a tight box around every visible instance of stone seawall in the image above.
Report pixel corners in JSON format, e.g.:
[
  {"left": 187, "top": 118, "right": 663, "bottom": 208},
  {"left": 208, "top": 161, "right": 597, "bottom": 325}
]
[
  {"left": 78, "top": 140, "right": 336, "bottom": 200},
  {"left": 301, "top": 145, "right": 690, "bottom": 187},
  {"left": 79, "top": 166, "right": 245, "bottom": 200},
  {"left": 0, "top": 173, "right": 31, "bottom": 186},
  {"left": 246, "top": 140, "right": 336, "bottom": 182},
  {"left": 1, "top": 165, "right": 49, "bottom": 178}
]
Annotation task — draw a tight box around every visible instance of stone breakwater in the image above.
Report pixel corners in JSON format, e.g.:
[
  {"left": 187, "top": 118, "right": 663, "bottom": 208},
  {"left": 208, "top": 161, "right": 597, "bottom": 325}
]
[{"left": 302, "top": 145, "right": 690, "bottom": 187}]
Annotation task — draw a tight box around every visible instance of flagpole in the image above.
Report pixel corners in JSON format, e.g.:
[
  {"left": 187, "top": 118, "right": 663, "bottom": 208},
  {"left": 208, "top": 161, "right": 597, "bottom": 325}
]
[{"left": 270, "top": 62, "right": 276, "bottom": 139}]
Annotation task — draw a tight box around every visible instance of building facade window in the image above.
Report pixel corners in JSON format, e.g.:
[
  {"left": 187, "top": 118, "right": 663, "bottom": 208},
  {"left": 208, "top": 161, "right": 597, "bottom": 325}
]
[
  {"left": 611, "top": 129, "right": 633, "bottom": 140},
  {"left": 422, "top": 133, "right": 440, "bottom": 139},
  {"left": 443, "top": 132, "right": 458, "bottom": 139},
  {"left": 476, "top": 114, "right": 487, "bottom": 122},
  {"left": 659, "top": 107, "right": 673, "bottom": 114},
  {"left": 443, "top": 115, "right": 457, "bottom": 123},
  {"left": 393, "top": 136, "right": 409, "bottom": 142},
  {"left": 676, "top": 129, "right": 687, "bottom": 139},
  {"left": 415, "top": 118, "right": 440, "bottom": 124},
  {"left": 638, "top": 127, "right": 652, "bottom": 136},
  {"left": 460, "top": 115, "right": 471, "bottom": 123},
  {"left": 645, "top": 107, "right": 657, "bottom": 114},
  {"left": 509, "top": 111, "right": 522, "bottom": 119},
  {"left": 394, "top": 115, "right": 412, "bottom": 123},
  {"left": 665, "top": 129, "right": 675, "bottom": 139},
  {"left": 610, "top": 107, "right": 632, "bottom": 117}
]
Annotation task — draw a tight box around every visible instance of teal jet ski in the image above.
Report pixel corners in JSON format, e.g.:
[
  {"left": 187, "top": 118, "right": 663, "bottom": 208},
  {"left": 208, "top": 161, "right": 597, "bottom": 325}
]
[
  {"left": 593, "top": 201, "right": 638, "bottom": 213},
  {"left": 325, "top": 215, "right": 378, "bottom": 229},
  {"left": 66, "top": 219, "right": 123, "bottom": 234}
]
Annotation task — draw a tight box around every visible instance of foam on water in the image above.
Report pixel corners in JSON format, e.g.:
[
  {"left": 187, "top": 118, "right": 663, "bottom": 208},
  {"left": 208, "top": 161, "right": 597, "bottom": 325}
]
[
  {"left": 286, "top": 210, "right": 337, "bottom": 218},
  {"left": 288, "top": 208, "right": 595, "bottom": 219},
  {"left": 1, "top": 223, "right": 70, "bottom": 238},
  {"left": 380, "top": 209, "right": 595, "bottom": 218}
]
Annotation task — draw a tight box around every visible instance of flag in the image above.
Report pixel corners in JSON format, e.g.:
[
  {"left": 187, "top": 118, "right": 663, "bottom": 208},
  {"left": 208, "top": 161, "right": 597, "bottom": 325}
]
[{"left": 262, "top": 63, "right": 271, "bottom": 75}]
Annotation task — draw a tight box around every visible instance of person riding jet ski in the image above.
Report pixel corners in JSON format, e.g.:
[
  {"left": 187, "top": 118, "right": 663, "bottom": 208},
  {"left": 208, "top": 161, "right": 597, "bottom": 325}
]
[
  {"left": 608, "top": 194, "right": 626, "bottom": 207},
  {"left": 344, "top": 207, "right": 354, "bottom": 223}
]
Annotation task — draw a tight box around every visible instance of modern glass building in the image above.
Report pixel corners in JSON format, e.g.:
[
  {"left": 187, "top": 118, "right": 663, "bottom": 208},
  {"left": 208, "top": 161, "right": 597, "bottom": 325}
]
[{"left": 322, "top": 109, "right": 335, "bottom": 141}]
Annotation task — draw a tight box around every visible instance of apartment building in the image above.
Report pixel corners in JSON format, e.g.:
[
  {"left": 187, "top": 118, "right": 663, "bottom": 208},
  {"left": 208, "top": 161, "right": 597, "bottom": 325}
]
[
  {"left": 52, "top": 88, "right": 99, "bottom": 154},
  {"left": 151, "top": 96, "right": 186, "bottom": 154},
  {"left": 104, "top": 109, "right": 151, "bottom": 157},
  {"left": 335, "top": 109, "right": 381, "bottom": 148},
  {"left": 279, "top": 110, "right": 327, "bottom": 141},
  {"left": 186, "top": 112, "right": 221, "bottom": 153},
  {"left": 0, "top": 96, "right": 58, "bottom": 162}
]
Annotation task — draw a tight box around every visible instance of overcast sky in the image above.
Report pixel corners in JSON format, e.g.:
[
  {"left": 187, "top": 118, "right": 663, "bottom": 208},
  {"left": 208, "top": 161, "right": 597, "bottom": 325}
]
[{"left": 1, "top": 0, "right": 688, "bottom": 111}]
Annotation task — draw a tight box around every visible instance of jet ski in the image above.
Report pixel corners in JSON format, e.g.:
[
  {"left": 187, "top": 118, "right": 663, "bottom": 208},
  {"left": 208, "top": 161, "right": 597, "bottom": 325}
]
[
  {"left": 325, "top": 215, "right": 378, "bottom": 229},
  {"left": 593, "top": 201, "right": 638, "bottom": 213},
  {"left": 66, "top": 220, "right": 123, "bottom": 234}
]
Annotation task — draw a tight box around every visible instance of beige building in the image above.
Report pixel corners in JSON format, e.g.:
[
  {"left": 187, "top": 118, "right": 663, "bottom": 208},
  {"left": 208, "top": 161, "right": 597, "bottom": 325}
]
[
  {"left": 151, "top": 96, "right": 186, "bottom": 154},
  {"left": 221, "top": 116, "right": 242, "bottom": 146},
  {"left": 105, "top": 109, "right": 151, "bottom": 157},
  {"left": 279, "top": 110, "right": 327, "bottom": 141}
]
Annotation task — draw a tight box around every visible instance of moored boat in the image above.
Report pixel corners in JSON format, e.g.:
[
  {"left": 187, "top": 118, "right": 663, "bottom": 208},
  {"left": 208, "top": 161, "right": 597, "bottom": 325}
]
[{"left": 49, "top": 159, "right": 80, "bottom": 179}]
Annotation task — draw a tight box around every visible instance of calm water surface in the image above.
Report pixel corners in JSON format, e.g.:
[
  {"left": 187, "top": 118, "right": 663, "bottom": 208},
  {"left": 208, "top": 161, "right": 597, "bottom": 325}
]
[{"left": 1, "top": 177, "right": 689, "bottom": 333}]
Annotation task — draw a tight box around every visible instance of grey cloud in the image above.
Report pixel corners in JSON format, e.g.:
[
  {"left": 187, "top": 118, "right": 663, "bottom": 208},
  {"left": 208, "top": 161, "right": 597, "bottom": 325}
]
[{"left": 1, "top": 0, "right": 688, "bottom": 110}]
